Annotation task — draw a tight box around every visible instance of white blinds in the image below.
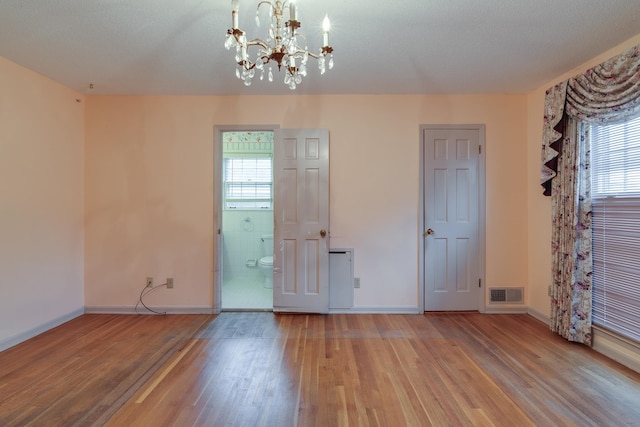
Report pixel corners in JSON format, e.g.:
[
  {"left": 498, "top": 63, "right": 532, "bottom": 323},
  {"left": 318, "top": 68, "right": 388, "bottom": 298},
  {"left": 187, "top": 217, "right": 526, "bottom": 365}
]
[
  {"left": 224, "top": 158, "right": 273, "bottom": 209},
  {"left": 591, "top": 116, "right": 640, "bottom": 343},
  {"left": 591, "top": 116, "right": 640, "bottom": 196},
  {"left": 592, "top": 198, "right": 640, "bottom": 341}
]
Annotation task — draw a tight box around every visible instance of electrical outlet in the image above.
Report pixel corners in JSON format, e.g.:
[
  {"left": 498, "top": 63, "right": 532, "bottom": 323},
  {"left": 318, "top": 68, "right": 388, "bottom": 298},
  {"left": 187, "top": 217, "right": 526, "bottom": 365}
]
[
  {"left": 146, "top": 277, "right": 153, "bottom": 288},
  {"left": 354, "top": 277, "right": 361, "bottom": 288},
  {"left": 167, "top": 278, "right": 174, "bottom": 289}
]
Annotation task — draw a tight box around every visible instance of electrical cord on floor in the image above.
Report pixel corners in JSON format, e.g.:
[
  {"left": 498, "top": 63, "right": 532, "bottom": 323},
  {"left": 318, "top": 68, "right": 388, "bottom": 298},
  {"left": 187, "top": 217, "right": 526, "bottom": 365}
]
[{"left": 135, "top": 281, "right": 168, "bottom": 315}]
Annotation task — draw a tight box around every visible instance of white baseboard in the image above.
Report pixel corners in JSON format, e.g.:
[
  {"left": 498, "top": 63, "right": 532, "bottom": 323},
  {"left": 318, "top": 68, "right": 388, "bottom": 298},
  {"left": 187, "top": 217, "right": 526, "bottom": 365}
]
[
  {"left": 592, "top": 326, "right": 640, "bottom": 374},
  {"left": 527, "top": 307, "right": 550, "bottom": 324},
  {"left": 333, "top": 306, "right": 529, "bottom": 315},
  {"left": 484, "top": 305, "right": 529, "bottom": 314},
  {"left": 84, "top": 306, "right": 216, "bottom": 315},
  {"left": 329, "top": 306, "right": 422, "bottom": 314},
  {"left": 0, "top": 308, "right": 85, "bottom": 352}
]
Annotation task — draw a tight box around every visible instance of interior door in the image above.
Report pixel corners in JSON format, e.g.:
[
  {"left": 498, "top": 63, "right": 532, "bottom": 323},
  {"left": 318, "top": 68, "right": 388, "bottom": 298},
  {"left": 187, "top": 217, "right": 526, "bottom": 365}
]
[
  {"left": 273, "top": 129, "right": 330, "bottom": 313},
  {"left": 423, "top": 126, "right": 482, "bottom": 311}
]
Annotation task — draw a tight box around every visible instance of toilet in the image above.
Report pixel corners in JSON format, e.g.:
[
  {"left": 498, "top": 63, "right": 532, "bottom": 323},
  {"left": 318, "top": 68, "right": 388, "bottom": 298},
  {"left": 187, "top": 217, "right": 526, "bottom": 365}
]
[{"left": 258, "top": 234, "right": 274, "bottom": 289}]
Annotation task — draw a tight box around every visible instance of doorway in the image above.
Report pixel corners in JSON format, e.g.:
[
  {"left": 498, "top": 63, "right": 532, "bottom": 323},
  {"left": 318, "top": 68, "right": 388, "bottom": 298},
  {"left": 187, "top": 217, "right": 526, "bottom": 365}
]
[
  {"left": 420, "top": 125, "right": 486, "bottom": 312},
  {"left": 213, "top": 126, "right": 331, "bottom": 313},
  {"left": 216, "top": 127, "right": 276, "bottom": 311}
]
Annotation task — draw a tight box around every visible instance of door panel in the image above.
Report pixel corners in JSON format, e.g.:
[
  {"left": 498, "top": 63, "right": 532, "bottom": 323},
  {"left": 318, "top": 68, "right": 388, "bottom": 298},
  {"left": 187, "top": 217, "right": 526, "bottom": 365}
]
[
  {"left": 424, "top": 127, "right": 481, "bottom": 311},
  {"left": 282, "top": 239, "right": 297, "bottom": 294},
  {"left": 273, "top": 129, "right": 329, "bottom": 313},
  {"left": 304, "top": 240, "right": 320, "bottom": 294}
]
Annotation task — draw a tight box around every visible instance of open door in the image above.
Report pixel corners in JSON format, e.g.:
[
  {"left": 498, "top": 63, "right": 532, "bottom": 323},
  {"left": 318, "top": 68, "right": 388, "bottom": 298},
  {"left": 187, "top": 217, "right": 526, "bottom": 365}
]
[{"left": 273, "top": 129, "right": 330, "bottom": 313}]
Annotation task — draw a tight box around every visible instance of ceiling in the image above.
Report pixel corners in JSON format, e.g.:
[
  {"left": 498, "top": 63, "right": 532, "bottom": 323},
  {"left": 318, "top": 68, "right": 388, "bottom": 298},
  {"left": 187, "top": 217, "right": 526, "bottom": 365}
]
[{"left": 1, "top": 0, "right": 640, "bottom": 96}]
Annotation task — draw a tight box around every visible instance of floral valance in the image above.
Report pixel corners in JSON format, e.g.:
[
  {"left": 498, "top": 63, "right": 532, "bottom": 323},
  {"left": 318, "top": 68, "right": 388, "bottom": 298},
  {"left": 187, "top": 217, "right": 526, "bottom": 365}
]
[{"left": 540, "top": 44, "right": 640, "bottom": 196}]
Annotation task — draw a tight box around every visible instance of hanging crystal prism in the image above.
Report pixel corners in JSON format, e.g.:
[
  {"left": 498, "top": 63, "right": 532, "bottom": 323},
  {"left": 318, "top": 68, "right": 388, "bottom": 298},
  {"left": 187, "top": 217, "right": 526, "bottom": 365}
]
[
  {"left": 224, "top": 34, "right": 234, "bottom": 50},
  {"left": 226, "top": 0, "right": 334, "bottom": 90}
]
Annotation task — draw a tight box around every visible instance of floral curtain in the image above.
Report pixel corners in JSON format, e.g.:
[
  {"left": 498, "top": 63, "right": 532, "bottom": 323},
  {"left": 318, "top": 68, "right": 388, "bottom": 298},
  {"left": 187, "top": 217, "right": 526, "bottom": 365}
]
[
  {"left": 565, "top": 46, "right": 640, "bottom": 124},
  {"left": 540, "top": 44, "right": 640, "bottom": 193},
  {"left": 541, "top": 43, "right": 640, "bottom": 345},
  {"left": 540, "top": 81, "right": 568, "bottom": 196},
  {"left": 549, "top": 119, "right": 592, "bottom": 345}
]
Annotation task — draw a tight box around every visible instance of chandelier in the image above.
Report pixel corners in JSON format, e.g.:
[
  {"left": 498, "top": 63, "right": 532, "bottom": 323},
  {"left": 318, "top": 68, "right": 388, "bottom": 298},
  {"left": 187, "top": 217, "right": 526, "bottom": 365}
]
[{"left": 224, "top": 0, "right": 333, "bottom": 90}]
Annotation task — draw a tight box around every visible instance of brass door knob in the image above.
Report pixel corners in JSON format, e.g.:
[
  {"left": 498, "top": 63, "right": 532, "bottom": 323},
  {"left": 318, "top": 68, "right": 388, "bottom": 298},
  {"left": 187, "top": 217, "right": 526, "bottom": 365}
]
[
  {"left": 424, "top": 228, "right": 435, "bottom": 236},
  {"left": 320, "top": 229, "right": 327, "bottom": 238}
]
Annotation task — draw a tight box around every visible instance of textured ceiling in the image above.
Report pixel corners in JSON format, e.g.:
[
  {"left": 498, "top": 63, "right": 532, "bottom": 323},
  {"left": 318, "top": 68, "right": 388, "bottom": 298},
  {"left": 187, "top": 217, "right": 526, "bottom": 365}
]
[{"left": 1, "top": 0, "right": 640, "bottom": 95}]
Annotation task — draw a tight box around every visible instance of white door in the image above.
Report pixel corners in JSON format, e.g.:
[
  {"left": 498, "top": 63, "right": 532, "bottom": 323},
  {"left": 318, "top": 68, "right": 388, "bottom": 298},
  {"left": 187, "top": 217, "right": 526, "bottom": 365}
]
[
  {"left": 273, "top": 129, "right": 330, "bottom": 313},
  {"left": 423, "top": 126, "right": 483, "bottom": 311}
]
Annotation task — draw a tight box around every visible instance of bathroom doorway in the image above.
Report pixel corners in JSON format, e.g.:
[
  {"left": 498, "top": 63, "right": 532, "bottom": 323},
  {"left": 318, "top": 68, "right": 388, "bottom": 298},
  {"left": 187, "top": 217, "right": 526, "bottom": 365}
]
[{"left": 218, "top": 128, "right": 275, "bottom": 310}]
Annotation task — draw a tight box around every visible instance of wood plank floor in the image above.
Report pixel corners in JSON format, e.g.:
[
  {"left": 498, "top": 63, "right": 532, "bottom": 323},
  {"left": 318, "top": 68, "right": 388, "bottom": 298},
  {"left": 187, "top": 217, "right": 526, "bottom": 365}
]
[{"left": 1, "top": 313, "right": 640, "bottom": 426}]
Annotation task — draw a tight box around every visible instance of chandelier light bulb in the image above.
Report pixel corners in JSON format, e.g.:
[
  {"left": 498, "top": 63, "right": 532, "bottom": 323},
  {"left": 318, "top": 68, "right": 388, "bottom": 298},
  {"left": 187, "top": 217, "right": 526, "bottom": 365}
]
[
  {"left": 231, "top": 0, "right": 239, "bottom": 28},
  {"left": 322, "top": 15, "right": 330, "bottom": 46}
]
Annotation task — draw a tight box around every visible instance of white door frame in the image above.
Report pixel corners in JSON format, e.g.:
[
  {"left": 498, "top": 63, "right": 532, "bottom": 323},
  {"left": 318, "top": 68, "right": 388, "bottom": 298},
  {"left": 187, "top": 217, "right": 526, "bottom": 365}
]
[
  {"left": 213, "top": 124, "right": 279, "bottom": 313},
  {"left": 418, "top": 124, "right": 487, "bottom": 313}
]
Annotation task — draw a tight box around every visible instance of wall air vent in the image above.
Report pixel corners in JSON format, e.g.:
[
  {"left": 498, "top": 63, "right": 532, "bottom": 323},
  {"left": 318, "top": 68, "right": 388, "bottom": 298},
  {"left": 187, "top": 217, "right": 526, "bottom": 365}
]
[{"left": 489, "top": 287, "right": 524, "bottom": 304}]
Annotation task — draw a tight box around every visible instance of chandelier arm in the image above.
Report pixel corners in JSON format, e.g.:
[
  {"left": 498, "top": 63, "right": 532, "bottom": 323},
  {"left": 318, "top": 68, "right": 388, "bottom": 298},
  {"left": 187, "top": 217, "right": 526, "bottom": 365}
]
[
  {"left": 256, "top": 0, "right": 277, "bottom": 12},
  {"left": 256, "top": 0, "right": 273, "bottom": 10},
  {"left": 302, "top": 47, "right": 334, "bottom": 60},
  {"left": 246, "top": 39, "right": 270, "bottom": 50}
]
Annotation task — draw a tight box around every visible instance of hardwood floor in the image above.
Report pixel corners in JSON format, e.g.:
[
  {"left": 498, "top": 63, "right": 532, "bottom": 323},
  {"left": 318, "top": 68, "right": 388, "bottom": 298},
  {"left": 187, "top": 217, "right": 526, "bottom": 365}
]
[{"left": 1, "top": 313, "right": 640, "bottom": 426}]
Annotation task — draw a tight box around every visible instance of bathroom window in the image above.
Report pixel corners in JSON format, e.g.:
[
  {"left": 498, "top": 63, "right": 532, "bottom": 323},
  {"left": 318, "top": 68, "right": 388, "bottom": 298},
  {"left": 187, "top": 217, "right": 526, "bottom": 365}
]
[{"left": 223, "top": 157, "right": 273, "bottom": 210}]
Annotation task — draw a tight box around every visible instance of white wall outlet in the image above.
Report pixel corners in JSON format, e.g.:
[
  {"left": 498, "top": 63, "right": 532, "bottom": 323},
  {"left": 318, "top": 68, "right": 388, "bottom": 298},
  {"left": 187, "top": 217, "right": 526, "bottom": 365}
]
[
  {"left": 167, "top": 278, "right": 174, "bottom": 289},
  {"left": 146, "top": 277, "right": 153, "bottom": 288},
  {"left": 354, "top": 277, "right": 361, "bottom": 288}
]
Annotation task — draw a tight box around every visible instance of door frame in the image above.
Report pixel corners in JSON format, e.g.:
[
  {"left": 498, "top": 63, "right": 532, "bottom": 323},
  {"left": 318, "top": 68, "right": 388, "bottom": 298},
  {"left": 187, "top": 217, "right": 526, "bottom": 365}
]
[
  {"left": 418, "top": 124, "right": 487, "bottom": 313},
  {"left": 213, "top": 124, "right": 279, "bottom": 313}
]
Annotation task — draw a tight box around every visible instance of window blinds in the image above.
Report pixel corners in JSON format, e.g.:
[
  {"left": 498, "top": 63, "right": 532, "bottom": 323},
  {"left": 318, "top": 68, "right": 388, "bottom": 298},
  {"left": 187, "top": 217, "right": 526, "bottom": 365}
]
[
  {"left": 591, "top": 116, "right": 640, "bottom": 197},
  {"left": 591, "top": 116, "right": 640, "bottom": 343},
  {"left": 224, "top": 158, "right": 273, "bottom": 209}
]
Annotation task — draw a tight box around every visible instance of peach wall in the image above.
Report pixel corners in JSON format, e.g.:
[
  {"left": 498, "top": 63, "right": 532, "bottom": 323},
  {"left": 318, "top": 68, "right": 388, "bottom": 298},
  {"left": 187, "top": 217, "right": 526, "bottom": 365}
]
[
  {"left": 0, "top": 57, "right": 84, "bottom": 350},
  {"left": 85, "top": 94, "right": 527, "bottom": 310},
  {"left": 526, "top": 33, "right": 640, "bottom": 318}
]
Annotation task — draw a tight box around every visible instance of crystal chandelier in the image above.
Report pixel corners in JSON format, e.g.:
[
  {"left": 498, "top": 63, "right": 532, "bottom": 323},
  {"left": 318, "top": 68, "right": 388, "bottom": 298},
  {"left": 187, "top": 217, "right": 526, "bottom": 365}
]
[{"left": 224, "top": 0, "right": 334, "bottom": 90}]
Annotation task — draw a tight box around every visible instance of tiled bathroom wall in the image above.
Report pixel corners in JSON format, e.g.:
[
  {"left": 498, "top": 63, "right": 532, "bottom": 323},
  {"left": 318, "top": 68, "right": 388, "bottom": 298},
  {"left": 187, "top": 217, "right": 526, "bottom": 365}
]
[{"left": 222, "top": 206, "right": 273, "bottom": 280}]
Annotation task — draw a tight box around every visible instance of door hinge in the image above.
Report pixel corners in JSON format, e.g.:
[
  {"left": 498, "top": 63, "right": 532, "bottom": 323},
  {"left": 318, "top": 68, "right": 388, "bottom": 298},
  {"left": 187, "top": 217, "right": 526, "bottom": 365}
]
[
  {"left": 479, "top": 145, "right": 482, "bottom": 154},
  {"left": 478, "top": 278, "right": 482, "bottom": 288}
]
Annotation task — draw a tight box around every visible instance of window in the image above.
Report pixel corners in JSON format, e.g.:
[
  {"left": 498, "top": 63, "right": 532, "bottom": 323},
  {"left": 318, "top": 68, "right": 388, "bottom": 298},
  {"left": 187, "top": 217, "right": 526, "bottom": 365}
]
[
  {"left": 591, "top": 114, "right": 640, "bottom": 342},
  {"left": 224, "top": 157, "right": 273, "bottom": 210}
]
